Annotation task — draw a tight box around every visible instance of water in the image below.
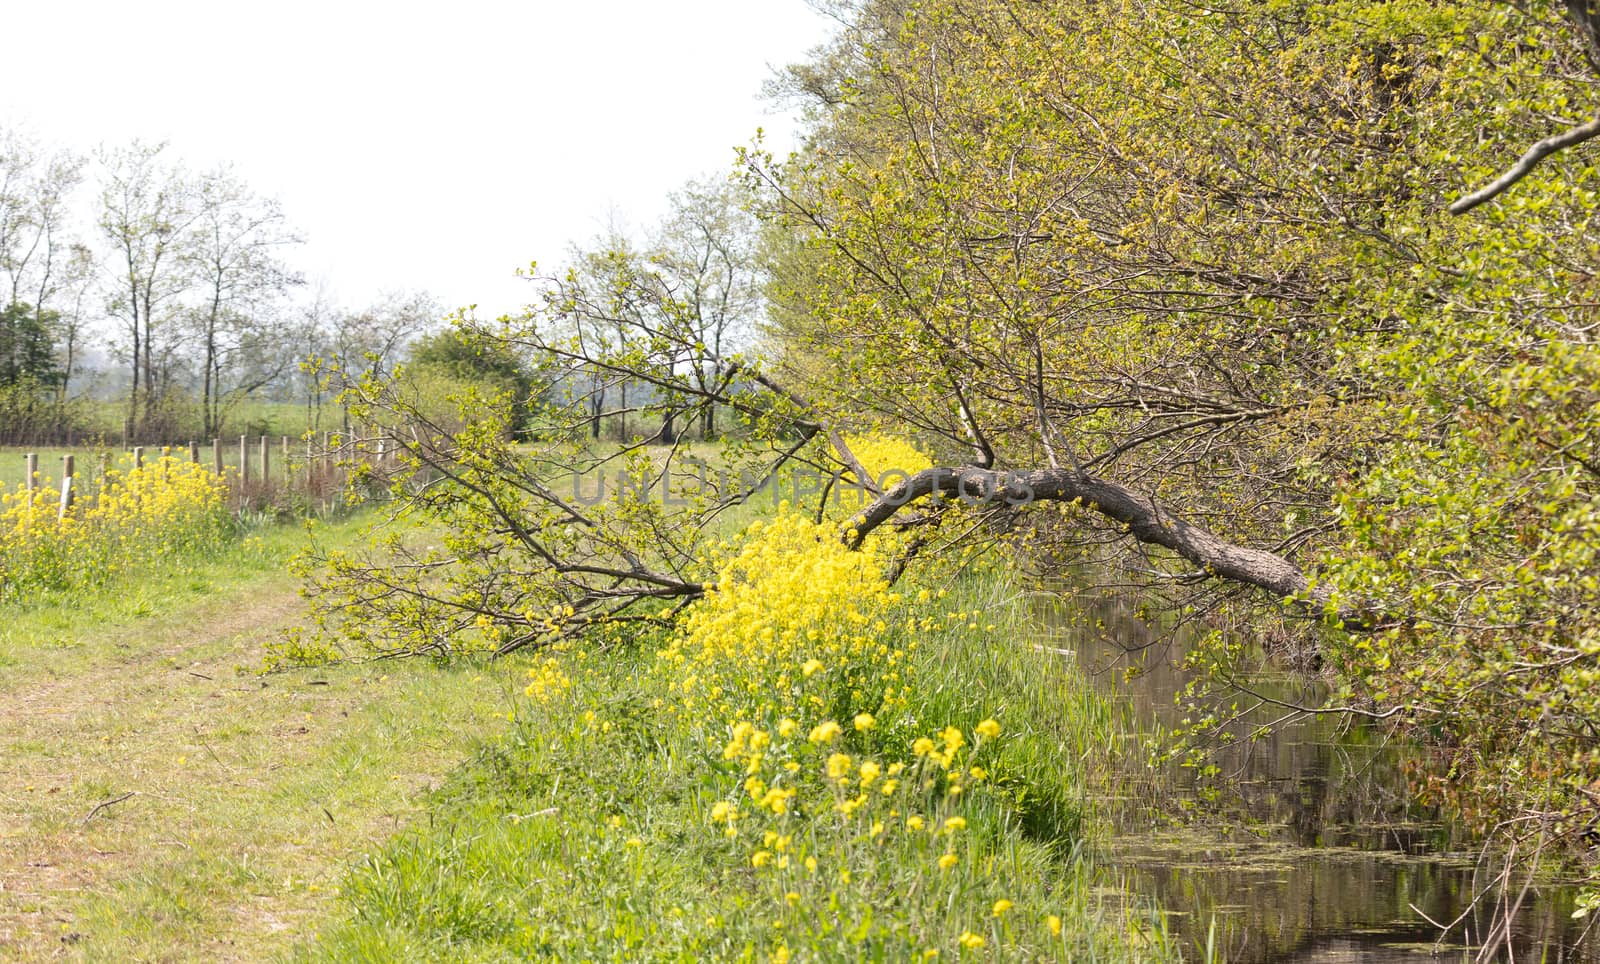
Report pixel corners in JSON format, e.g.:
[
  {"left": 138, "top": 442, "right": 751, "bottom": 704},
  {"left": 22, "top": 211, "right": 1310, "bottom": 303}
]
[{"left": 1037, "top": 587, "right": 1600, "bottom": 963}]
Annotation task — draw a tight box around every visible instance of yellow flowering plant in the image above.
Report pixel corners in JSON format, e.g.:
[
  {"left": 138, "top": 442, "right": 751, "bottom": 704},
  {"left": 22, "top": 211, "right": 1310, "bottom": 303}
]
[{"left": 0, "top": 455, "right": 236, "bottom": 604}]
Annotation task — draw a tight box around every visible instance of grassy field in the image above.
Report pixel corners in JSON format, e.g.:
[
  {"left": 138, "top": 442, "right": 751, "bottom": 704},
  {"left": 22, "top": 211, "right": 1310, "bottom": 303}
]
[
  {"left": 0, "top": 434, "right": 1175, "bottom": 961},
  {"left": 0, "top": 515, "right": 526, "bottom": 961},
  {"left": 296, "top": 536, "right": 1174, "bottom": 961}
]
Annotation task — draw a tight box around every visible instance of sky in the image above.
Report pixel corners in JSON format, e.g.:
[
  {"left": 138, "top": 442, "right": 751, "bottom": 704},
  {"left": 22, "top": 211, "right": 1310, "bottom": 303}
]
[{"left": 1, "top": 0, "right": 838, "bottom": 320}]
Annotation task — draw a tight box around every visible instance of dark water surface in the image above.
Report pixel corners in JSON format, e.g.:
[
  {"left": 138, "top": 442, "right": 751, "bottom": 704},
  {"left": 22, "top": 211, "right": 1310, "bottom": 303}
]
[{"left": 1038, "top": 590, "right": 1600, "bottom": 963}]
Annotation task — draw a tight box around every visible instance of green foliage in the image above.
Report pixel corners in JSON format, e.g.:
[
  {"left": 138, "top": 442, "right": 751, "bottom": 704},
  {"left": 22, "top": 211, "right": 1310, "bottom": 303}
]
[
  {"left": 0, "top": 301, "right": 63, "bottom": 388},
  {"left": 744, "top": 0, "right": 1600, "bottom": 881},
  {"left": 403, "top": 324, "right": 543, "bottom": 433}
]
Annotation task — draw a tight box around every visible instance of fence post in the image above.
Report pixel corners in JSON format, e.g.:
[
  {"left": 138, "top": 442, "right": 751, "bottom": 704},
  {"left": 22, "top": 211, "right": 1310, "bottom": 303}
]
[
  {"left": 260, "top": 435, "right": 269, "bottom": 488},
  {"left": 212, "top": 438, "right": 223, "bottom": 476},
  {"left": 133, "top": 446, "right": 144, "bottom": 470},
  {"left": 189, "top": 441, "right": 199, "bottom": 464},
  {"left": 57, "top": 455, "right": 74, "bottom": 521},
  {"left": 280, "top": 436, "right": 289, "bottom": 484},
  {"left": 25, "top": 453, "right": 37, "bottom": 492},
  {"left": 239, "top": 435, "right": 249, "bottom": 485}
]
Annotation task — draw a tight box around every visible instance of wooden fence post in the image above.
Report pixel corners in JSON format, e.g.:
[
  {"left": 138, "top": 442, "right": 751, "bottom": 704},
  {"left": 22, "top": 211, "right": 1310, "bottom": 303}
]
[
  {"left": 239, "top": 435, "right": 249, "bottom": 485},
  {"left": 25, "top": 453, "right": 37, "bottom": 492},
  {"left": 259, "top": 435, "right": 269, "bottom": 488},
  {"left": 280, "top": 436, "right": 289, "bottom": 484},
  {"left": 212, "top": 438, "right": 223, "bottom": 476},
  {"left": 133, "top": 446, "right": 144, "bottom": 470},
  {"left": 57, "top": 455, "right": 74, "bottom": 521},
  {"left": 188, "top": 441, "right": 199, "bottom": 464}
]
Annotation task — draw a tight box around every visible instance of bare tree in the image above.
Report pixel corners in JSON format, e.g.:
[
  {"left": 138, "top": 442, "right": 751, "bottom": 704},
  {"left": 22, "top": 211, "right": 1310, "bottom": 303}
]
[
  {"left": 650, "top": 177, "right": 763, "bottom": 440},
  {"left": 184, "top": 165, "right": 304, "bottom": 436},
  {"left": 0, "top": 128, "right": 86, "bottom": 362},
  {"left": 326, "top": 290, "right": 439, "bottom": 431},
  {"left": 96, "top": 141, "right": 198, "bottom": 437}
]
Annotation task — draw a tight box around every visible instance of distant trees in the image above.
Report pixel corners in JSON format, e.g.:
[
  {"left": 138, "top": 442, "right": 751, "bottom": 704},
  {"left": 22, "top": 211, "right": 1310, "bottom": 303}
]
[
  {"left": 96, "top": 143, "right": 310, "bottom": 438},
  {"left": 184, "top": 166, "right": 303, "bottom": 437},
  {"left": 535, "top": 177, "right": 763, "bottom": 443},
  {"left": 0, "top": 123, "right": 440, "bottom": 445},
  {"left": 0, "top": 129, "right": 91, "bottom": 440}
]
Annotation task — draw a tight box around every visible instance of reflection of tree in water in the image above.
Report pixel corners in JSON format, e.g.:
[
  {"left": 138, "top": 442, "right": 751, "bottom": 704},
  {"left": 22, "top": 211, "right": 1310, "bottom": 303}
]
[{"left": 1034, "top": 587, "right": 1600, "bottom": 963}]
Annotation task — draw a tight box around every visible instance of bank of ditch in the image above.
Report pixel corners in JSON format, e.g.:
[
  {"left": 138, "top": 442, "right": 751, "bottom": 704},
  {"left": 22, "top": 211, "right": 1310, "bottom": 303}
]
[{"left": 298, "top": 510, "right": 1176, "bottom": 962}]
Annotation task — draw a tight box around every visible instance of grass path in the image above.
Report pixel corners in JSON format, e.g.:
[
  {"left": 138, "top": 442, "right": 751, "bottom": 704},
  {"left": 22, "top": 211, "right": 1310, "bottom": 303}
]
[{"left": 0, "top": 522, "right": 523, "bottom": 961}]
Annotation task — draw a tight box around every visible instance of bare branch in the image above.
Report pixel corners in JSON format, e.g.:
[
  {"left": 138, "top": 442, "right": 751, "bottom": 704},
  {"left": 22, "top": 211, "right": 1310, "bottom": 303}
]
[
  {"left": 1449, "top": 115, "right": 1600, "bottom": 215},
  {"left": 844, "top": 465, "right": 1391, "bottom": 630}
]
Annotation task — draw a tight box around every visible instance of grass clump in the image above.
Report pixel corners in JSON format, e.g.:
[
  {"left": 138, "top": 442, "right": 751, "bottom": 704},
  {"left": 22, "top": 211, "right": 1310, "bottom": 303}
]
[{"left": 303, "top": 509, "right": 1171, "bottom": 961}]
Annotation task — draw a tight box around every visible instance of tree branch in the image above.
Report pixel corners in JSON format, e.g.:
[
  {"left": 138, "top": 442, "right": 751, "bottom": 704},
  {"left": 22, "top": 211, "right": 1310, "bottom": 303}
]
[
  {"left": 1449, "top": 115, "right": 1600, "bottom": 215},
  {"left": 844, "top": 465, "right": 1389, "bottom": 630}
]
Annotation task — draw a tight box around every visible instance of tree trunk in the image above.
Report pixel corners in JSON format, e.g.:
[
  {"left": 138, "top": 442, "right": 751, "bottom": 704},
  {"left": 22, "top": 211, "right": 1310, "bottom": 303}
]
[{"left": 844, "top": 465, "right": 1389, "bottom": 630}]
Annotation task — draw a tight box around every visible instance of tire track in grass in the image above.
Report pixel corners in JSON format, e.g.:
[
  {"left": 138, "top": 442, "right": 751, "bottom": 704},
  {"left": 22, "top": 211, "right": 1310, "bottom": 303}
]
[{"left": 0, "top": 530, "right": 521, "bottom": 962}]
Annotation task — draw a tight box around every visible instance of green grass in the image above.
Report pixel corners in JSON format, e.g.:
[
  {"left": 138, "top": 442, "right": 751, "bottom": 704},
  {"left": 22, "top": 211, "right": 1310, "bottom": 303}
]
[
  {"left": 297, "top": 566, "right": 1173, "bottom": 962},
  {"left": 0, "top": 511, "right": 531, "bottom": 961},
  {"left": 33, "top": 397, "right": 339, "bottom": 443}
]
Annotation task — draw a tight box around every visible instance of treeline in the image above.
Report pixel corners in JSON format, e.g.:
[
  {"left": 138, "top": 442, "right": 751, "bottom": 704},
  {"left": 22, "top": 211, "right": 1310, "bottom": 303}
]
[{"left": 0, "top": 130, "right": 441, "bottom": 445}]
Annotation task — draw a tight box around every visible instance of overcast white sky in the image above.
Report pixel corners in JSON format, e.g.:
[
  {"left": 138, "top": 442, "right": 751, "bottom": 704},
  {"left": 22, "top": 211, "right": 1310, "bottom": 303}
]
[{"left": 1, "top": 0, "right": 836, "bottom": 320}]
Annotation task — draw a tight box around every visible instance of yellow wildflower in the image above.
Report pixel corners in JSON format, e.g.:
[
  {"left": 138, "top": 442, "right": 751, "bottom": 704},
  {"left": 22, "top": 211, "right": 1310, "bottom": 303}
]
[{"left": 809, "top": 721, "right": 842, "bottom": 744}]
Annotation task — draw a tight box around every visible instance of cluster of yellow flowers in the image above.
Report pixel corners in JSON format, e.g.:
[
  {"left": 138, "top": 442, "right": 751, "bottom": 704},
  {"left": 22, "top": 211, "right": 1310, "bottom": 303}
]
[
  {"left": 827, "top": 433, "right": 932, "bottom": 515},
  {"left": 634, "top": 434, "right": 1062, "bottom": 954},
  {"left": 660, "top": 507, "right": 909, "bottom": 722},
  {"left": 524, "top": 655, "right": 573, "bottom": 701},
  {"left": 0, "top": 456, "right": 235, "bottom": 602}
]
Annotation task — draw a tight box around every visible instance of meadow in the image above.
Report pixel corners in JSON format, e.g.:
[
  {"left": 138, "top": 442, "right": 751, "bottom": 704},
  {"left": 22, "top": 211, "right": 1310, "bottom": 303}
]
[
  {"left": 0, "top": 431, "right": 1179, "bottom": 961},
  {"left": 279, "top": 437, "right": 1177, "bottom": 961}
]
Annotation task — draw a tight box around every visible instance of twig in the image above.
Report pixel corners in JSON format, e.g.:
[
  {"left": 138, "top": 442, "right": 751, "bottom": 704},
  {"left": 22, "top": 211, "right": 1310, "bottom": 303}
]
[
  {"left": 1450, "top": 115, "right": 1600, "bottom": 214},
  {"left": 81, "top": 791, "right": 136, "bottom": 827}
]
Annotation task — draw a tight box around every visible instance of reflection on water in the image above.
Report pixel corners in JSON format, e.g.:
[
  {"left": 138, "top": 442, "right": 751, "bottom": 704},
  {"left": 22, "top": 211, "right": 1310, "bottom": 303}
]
[{"left": 1037, "top": 587, "right": 1600, "bottom": 963}]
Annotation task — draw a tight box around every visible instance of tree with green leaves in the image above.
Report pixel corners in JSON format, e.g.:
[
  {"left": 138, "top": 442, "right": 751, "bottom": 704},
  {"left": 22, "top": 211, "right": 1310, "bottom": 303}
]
[{"left": 296, "top": 0, "right": 1600, "bottom": 924}]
